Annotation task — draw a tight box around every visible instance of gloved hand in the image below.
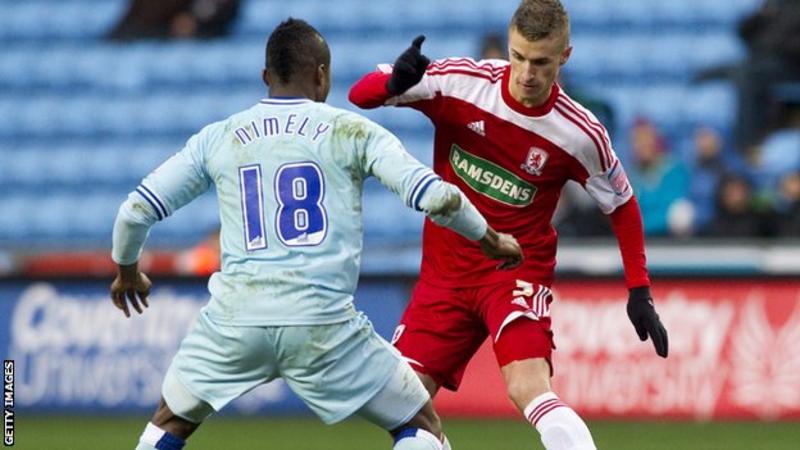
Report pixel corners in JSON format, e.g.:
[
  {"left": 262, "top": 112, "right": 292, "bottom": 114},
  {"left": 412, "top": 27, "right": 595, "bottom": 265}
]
[
  {"left": 626, "top": 286, "right": 669, "bottom": 357},
  {"left": 386, "top": 35, "right": 430, "bottom": 96}
]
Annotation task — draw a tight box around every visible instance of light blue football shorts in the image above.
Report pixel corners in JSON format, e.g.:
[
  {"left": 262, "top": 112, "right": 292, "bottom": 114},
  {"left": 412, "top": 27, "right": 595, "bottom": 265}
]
[{"left": 162, "top": 307, "right": 427, "bottom": 427}]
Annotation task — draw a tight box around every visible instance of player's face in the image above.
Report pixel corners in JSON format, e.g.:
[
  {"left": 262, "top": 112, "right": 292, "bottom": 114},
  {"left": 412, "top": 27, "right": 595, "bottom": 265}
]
[{"left": 507, "top": 27, "right": 571, "bottom": 107}]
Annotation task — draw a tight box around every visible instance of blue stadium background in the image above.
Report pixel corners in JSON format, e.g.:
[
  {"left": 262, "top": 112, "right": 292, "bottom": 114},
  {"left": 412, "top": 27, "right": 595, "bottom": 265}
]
[{"left": 0, "top": 0, "right": 763, "bottom": 255}]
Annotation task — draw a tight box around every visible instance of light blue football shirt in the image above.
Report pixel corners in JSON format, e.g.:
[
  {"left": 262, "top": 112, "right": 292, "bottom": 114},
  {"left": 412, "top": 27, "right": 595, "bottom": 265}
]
[{"left": 113, "top": 98, "right": 443, "bottom": 326}]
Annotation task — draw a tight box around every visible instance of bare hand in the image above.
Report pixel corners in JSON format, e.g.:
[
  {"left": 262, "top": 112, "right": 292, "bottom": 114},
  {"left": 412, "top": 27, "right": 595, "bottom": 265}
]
[
  {"left": 479, "top": 228, "right": 523, "bottom": 270},
  {"left": 110, "top": 264, "right": 151, "bottom": 318}
]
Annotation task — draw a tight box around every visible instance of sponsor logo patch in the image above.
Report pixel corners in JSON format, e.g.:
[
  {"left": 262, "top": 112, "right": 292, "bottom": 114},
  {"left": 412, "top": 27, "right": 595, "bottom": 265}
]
[{"left": 450, "top": 144, "right": 536, "bottom": 207}]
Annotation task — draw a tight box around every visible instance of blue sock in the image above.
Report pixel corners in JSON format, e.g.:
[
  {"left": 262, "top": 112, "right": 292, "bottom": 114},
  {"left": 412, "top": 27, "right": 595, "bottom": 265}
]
[{"left": 136, "top": 422, "right": 186, "bottom": 450}]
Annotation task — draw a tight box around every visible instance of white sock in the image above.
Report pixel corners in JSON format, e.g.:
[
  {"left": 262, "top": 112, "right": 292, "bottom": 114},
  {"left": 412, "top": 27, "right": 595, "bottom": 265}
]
[
  {"left": 393, "top": 427, "right": 443, "bottom": 450},
  {"left": 524, "top": 392, "right": 596, "bottom": 450},
  {"left": 135, "top": 422, "right": 186, "bottom": 450}
]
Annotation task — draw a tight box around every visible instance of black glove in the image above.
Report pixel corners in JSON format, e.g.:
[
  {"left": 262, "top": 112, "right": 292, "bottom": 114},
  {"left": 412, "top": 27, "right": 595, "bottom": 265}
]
[
  {"left": 386, "top": 35, "right": 430, "bottom": 96},
  {"left": 626, "top": 286, "right": 669, "bottom": 358}
]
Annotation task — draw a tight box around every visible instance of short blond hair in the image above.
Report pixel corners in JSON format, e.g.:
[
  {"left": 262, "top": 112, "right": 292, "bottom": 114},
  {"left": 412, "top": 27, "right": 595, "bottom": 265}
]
[{"left": 509, "top": 0, "right": 570, "bottom": 44}]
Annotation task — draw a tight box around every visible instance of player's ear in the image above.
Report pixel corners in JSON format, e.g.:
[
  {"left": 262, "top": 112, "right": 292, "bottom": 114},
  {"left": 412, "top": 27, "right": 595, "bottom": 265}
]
[
  {"left": 316, "top": 64, "right": 329, "bottom": 84},
  {"left": 315, "top": 63, "right": 330, "bottom": 101},
  {"left": 560, "top": 45, "right": 573, "bottom": 66},
  {"left": 262, "top": 68, "right": 271, "bottom": 87}
]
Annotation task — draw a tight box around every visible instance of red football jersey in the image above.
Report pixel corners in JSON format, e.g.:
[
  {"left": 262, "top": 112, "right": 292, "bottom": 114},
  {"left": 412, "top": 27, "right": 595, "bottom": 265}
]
[{"left": 373, "top": 58, "right": 633, "bottom": 288}]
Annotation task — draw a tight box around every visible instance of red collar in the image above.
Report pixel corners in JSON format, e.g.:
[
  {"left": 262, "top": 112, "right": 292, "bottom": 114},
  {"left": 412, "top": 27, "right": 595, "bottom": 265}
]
[{"left": 501, "top": 66, "right": 560, "bottom": 117}]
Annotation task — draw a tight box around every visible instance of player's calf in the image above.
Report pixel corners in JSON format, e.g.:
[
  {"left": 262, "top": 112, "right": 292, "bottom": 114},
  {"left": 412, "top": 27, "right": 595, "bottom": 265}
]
[{"left": 135, "top": 397, "right": 203, "bottom": 450}]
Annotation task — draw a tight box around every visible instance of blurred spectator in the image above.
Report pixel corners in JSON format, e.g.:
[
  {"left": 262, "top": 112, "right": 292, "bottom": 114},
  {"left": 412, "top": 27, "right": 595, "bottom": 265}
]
[
  {"left": 707, "top": 173, "right": 773, "bottom": 237},
  {"left": 107, "top": 0, "right": 240, "bottom": 41},
  {"left": 696, "top": 0, "right": 800, "bottom": 148},
  {"left": 479, "top": 33, "right": 506, "bottom": 60},
  {"left": 685, "top": 127, "right": 731, "bottom": 233},
  {"left": 774, "top": 171, "right": 800, "bottom": 236},
  {"left": 748, "top": 106, "right": 800, "bottom": 194},
  {"left": 626, "top": 118, "right": 690, "bottom": 236}
]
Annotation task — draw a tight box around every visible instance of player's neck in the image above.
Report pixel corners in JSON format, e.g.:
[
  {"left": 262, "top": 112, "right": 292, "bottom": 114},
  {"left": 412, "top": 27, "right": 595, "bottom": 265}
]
[{"left": 268, "top": 85, "right": 315, "bottom": 102}]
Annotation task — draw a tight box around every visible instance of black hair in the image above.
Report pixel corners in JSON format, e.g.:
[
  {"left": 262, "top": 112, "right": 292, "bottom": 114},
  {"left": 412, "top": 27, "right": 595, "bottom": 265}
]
[{"left": 265, "top": 18, "right": 330, "bottom": 85}]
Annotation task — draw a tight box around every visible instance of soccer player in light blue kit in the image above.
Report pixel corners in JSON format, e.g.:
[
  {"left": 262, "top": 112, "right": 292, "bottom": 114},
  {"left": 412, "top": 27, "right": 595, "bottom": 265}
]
[{"left": 110, "top": 18, "right": 523, "bottom": 450}]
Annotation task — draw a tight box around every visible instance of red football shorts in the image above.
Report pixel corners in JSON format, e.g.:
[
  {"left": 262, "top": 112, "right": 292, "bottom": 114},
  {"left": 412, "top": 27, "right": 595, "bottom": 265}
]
[{"left": 392, "top": 278, "right": 555, "bottom": 391}]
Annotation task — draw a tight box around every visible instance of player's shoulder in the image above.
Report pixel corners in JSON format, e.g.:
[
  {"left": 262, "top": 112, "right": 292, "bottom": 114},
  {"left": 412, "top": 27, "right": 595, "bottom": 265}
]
[
  {"left": 551, "top": 87, "right": 615, "bottom": 171},
  {"left": 323, "top": 103, "right": 391, "bottom": 138},
  {"left": 555, "top": 89, "right": 608, "bottom": 130},
  {"left": 430, "top": 56, "right": 509, "bottom": 72},
  {"left": 427, "top": 56, "right": 507, "bottom": 83}
]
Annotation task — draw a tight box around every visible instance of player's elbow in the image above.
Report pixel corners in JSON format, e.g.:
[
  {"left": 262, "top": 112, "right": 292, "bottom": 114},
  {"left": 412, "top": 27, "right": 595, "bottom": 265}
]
[
  {"left": 117, "top": 196, "right": 159, "bottom": 227},
  {"left": 348, "top": 87, "right": 379, "bottom": 109},
  {"left": 423, "top": 183, "right": 462, "bottom": 215}
]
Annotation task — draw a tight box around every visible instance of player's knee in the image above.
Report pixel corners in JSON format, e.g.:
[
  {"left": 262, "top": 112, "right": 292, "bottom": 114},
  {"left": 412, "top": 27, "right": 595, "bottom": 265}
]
[
  {"left": 402, "top": 401, "right": 443, "bottom": 439},
  {"left": 161, "top": 366, "right": 215, "bottom": 424},
  {"left": 506, "top": 377, "right": 551, "bottom": 408},
  {"left": 503, "top": 362, "right": 551, "bottom": 409}
]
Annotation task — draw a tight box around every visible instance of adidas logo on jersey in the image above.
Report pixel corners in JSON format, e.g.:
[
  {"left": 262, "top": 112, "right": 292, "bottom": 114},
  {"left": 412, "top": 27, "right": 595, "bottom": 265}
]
[{"left": 467, "top": 120, "right": 485, "bottom": 136}]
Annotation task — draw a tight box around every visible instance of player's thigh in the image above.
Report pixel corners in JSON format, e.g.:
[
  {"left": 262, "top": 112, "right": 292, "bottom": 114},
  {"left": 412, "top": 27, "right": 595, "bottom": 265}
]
[
  {"left": 393, "top": 280, "right": 487, "bottom": 391},
  {"left": 476, "top": 279, "right": 555, "bottom": 369},
  {"left": 276, "top": 312, "right": 401, "bottom": 425},
  {"left": 164, "top": 308, "right": 277, "bottom": 421},
  {"left": 356, "top": 358, "right": 432, "bottom": 432}
]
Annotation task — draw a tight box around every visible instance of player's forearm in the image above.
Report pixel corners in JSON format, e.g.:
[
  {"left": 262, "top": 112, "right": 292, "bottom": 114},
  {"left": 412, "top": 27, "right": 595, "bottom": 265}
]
[
  {"left": 348, "top": 71, "right": 393, "bottom": 109},
  {"left": 610, "top": 196, "right": 651, "bottom": 289},
  {"left": 421, "top": 182, "right": 488, "bottom": 241},
  {"left": 111, "top": 196, "right": 157, "bottom": 265}
]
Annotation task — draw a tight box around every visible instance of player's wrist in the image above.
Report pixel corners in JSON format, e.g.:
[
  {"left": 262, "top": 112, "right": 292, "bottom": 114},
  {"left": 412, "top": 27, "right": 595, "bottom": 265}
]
[
  {"left": 479, "top": 227, "right": 499, "bottom": 246},
  {"left": 117, "top": 262, "right": 140, "bottom": 282},
  {"left": 628, "top": 286, "right": 651, "bottom": 302}
]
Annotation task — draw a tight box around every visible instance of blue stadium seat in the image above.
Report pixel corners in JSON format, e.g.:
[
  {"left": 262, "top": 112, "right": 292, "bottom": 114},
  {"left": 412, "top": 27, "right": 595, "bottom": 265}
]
[
  {"left": 0, "top": 0, "right": 759, "bottom": 247},
  {"left": 362, "top": 189, "right": 423, "bottom": 240},
  {"left": 0, "top": 0, "right": 126, "bottom": 41},
  {"left": 0, "top": 197, "right": 31, "bottom": 240}
]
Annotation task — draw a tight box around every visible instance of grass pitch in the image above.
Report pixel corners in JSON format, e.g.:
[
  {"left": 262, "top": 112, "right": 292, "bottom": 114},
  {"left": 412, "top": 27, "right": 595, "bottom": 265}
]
[{"left": 13, "top": 415, "right": 800, "bottom": 449}]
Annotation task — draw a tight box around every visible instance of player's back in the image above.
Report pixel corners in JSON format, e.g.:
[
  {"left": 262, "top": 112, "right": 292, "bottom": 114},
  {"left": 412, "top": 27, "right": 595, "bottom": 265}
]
[{"left": 199, "top": 98, "right": 382, "bottom": 326}]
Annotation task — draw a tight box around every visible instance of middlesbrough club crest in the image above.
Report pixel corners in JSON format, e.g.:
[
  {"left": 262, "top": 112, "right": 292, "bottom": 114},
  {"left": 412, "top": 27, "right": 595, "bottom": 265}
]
[{"left": 521, "top": 147, "right": 548, "bottom": 176}]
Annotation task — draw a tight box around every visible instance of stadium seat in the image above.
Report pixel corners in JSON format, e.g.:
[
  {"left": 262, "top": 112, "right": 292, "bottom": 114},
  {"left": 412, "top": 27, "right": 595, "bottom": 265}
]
[
  {"left": 0, "top": 0, "right": 759, "bottom": 247},
  {"left": 0, "top": 0, "right": 126, "bottom": 41}
]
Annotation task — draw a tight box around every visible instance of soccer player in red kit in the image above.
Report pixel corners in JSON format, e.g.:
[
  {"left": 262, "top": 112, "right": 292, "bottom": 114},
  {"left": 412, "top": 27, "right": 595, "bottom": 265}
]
[{"left": 349, "top": 1, "right": 668, "bottom": 449}]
